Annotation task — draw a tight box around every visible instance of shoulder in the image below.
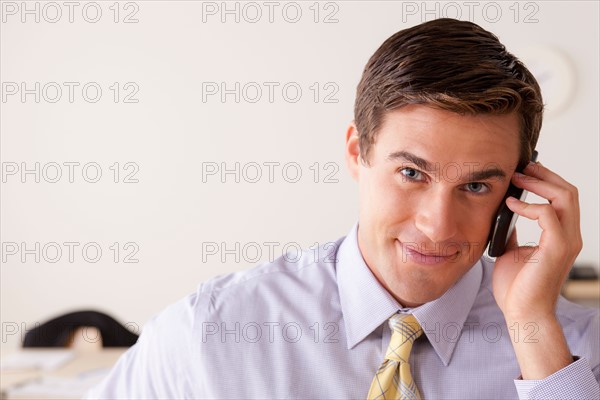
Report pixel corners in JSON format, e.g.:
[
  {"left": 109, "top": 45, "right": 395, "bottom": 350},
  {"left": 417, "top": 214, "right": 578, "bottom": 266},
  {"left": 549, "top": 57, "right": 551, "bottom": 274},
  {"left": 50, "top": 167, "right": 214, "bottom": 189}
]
[
  {"left": 87, "top": 236, "right": 347, "bottom": 397},
  {"left": 200, "top": 237, "right": 342, "bottom": 292},
  {"left": 139, "top": 235, "right": 345, "bottom": 334},
  {"left": 136, "top": 236, "right": 347, "bottom": 340},
  {"left": 196, "top": 236, "right": 344, "bottom": 312},
  {"left": 123, "top": 236, "right": 345, "bottom": 345},
  {"left": 555, "top": 296, "right": 600, "bottom": 365},
  {"left": 555, "top": 295, "right": 599, "bottom": 328}
]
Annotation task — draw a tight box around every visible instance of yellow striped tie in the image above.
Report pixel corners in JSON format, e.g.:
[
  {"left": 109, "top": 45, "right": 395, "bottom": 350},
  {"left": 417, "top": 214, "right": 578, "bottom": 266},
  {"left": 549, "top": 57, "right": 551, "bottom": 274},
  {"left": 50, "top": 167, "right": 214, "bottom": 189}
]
[{"left": 367, "top": 313, "right": 423, "bottom": 400}]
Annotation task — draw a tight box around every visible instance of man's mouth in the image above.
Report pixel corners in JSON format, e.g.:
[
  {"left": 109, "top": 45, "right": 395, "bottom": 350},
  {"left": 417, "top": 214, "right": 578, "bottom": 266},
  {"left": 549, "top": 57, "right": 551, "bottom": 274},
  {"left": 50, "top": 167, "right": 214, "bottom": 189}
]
[{"left": 396, "top": 240, "right": 460, "bottom": 265}]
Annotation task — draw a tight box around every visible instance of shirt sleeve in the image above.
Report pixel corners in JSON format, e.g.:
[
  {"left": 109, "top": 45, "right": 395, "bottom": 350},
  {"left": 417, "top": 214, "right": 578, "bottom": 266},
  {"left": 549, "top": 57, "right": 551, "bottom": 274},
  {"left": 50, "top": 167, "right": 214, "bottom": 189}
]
[
  {"left": 83, "top": 292, "right": 199, "bottom": 399},
  {"left": 513, "top": 357, "right": 600, "bottom": 400}
]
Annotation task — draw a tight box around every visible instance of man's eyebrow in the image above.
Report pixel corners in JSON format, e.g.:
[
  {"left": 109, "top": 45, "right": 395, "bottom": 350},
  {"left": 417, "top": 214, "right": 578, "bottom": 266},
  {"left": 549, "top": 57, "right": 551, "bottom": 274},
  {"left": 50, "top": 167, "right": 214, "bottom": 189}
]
[
  {"left": 468, "top": 168, "right": 506, "bottom": 182},
  {"left": 387, "top": 150, "right": 508, "bottom": 181},
  {"left": 386, "top": 151, "right": 432, "bottom": 170}
]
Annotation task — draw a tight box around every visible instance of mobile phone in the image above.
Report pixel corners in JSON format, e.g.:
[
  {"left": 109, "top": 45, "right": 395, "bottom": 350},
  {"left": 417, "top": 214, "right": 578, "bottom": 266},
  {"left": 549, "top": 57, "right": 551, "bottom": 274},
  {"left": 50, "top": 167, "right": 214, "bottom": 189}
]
[{"left": 487, "top": 150, "right": 538, "bottom": 257}]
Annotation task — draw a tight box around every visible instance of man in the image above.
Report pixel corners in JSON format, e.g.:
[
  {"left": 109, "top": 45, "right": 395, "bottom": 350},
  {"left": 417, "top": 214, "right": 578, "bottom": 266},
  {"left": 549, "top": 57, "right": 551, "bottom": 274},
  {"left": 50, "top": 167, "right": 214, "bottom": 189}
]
[{"left": 87, "top": 18, "right": 599, "bottom": 399}]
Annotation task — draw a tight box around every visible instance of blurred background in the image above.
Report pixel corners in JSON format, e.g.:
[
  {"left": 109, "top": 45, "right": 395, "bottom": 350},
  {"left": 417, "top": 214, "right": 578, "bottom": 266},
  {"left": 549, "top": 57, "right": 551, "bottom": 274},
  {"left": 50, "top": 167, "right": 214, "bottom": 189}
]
[{"left": 2, "top": 1, "right": 599, "bottom": 352}]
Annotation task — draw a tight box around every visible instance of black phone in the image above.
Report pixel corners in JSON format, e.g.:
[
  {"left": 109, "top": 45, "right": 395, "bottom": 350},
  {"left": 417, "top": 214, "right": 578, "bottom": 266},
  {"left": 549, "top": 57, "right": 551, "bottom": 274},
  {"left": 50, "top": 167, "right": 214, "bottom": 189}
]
[{"left": 487, "top": 150, "right": 538, "bottom": 257}]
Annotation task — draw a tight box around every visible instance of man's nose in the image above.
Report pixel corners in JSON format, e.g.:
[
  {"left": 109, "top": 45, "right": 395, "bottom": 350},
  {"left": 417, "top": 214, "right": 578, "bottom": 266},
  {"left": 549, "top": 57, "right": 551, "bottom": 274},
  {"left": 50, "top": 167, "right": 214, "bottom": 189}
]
[{"left": 414, "top": 188, "right": 459, "bottom": 244}]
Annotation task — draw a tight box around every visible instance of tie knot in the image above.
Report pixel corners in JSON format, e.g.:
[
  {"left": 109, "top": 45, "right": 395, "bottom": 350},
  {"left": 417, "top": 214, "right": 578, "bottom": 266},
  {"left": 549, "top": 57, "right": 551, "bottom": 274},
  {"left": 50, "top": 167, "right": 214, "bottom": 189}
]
[{"left": 385, "top": 313, "right": 423, "bottom": 362}]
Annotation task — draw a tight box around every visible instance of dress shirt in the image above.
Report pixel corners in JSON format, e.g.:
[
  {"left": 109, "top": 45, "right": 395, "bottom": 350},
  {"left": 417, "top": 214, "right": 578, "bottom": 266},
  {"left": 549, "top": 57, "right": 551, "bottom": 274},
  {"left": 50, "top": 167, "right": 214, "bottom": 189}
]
[{"left": 86, "top": 222, "right": 600, "bottom": 399}]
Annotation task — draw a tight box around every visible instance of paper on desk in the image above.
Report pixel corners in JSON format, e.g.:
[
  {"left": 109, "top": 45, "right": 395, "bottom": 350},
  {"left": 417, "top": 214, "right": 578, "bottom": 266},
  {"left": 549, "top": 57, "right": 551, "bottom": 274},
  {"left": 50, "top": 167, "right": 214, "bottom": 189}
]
[
  {"left": 0, "top": 350, "right": 75, "bottom": 371},
  {"left": 7, "top": 368, "right": 109, "bottom": 399}
]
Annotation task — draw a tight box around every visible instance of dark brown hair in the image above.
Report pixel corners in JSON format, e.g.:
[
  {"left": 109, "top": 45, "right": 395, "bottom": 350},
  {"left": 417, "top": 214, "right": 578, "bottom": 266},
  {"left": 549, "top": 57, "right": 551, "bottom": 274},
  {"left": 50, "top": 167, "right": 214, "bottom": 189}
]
[{"left": 354, "top": 18, "right": 543, "bottom": 169}]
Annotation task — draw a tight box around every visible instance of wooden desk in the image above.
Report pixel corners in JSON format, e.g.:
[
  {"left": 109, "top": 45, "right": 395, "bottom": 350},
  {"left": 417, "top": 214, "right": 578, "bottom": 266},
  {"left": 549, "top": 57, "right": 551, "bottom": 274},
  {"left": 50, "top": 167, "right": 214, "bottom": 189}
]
[
  {"left": 1, "top": 348, "right": 126, "bottom": 399},
  {"left": 562, "top": 279, "right": 600, "bottom": 308}
]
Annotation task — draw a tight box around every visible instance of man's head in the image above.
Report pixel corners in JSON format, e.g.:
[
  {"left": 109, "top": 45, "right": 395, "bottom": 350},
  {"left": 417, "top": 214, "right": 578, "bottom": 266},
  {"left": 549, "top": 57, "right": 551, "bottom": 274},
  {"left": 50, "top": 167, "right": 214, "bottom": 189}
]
[
  {"left": 354, "top": 18, "right": 543, "bottom": 170},
  {"left": 345, "top": 19, "right": 543, "bottom": 307}
]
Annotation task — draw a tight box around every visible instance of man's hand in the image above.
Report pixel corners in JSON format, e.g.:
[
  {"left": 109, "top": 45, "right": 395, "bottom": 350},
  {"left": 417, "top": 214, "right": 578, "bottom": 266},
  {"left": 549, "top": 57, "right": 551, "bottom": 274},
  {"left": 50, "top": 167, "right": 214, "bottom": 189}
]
[{"left": 491, "top": 161, "right": 582, "bottom": 379}]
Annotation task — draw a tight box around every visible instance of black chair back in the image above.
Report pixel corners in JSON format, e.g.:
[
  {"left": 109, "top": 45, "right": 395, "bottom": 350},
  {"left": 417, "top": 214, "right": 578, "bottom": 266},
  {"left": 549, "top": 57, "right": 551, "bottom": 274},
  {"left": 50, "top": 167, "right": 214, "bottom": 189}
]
[{"left": 23, "top": 310, "right": 139, "bottom": 347}]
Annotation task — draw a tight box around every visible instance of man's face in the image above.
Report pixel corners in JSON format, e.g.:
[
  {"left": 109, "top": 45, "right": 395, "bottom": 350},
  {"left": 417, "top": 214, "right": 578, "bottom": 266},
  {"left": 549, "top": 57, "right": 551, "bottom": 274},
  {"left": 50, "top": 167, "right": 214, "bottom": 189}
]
[{"left": 345, "top": 104, "right": 521, "bottom": 307}]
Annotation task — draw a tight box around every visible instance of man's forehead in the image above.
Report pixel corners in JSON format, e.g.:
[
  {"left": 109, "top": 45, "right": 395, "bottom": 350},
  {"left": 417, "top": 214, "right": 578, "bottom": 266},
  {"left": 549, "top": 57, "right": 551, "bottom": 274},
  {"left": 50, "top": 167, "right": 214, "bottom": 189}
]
[
  {"left": 371, "top": 106, "right": 521, "bottom": 172},
  {"left": 377, "top": 106, "right": 520, "bottom": 148}
]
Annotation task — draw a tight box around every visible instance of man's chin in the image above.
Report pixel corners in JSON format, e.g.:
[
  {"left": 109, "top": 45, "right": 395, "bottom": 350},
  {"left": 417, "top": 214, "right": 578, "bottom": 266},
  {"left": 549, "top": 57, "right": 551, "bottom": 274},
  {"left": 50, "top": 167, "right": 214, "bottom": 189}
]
[{"left": 389, "top": 280, "right": 448, "bottom": 308}]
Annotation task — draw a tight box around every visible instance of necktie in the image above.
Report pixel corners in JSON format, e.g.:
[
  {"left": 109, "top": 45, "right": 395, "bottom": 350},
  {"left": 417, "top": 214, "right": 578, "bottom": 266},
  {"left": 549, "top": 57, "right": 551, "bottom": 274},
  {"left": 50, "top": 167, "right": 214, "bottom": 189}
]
[{"left": 367, "top": 313, "right": 423, "bottom": 400}]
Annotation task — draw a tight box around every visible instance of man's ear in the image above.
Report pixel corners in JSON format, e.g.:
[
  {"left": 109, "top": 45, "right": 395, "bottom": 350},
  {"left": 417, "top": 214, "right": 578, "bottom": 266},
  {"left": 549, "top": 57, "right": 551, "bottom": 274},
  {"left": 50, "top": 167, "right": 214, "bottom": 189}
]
[{"left": 345, "top": 121, "right": 361, "bottom": 181}]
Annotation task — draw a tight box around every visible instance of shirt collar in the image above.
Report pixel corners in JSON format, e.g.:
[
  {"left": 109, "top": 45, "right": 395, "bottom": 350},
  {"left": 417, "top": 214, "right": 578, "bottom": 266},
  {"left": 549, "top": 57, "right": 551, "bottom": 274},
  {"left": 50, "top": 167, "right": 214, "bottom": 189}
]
[
  {"left": 337, "top": 222, "right": 401, "bottom": 350},
  {"left": 336, "top": 221, "right": 483, "bottom": 366},
  {"left": 411, "top": 256, "right": 482, "bottom": 366}
]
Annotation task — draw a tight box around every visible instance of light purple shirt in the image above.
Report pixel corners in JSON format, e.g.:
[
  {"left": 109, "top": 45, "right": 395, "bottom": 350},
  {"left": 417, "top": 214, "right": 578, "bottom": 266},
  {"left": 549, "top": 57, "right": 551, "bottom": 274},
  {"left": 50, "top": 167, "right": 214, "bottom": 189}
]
[{"left": 86, "top": 222, "right": 600, "bottom": 399}]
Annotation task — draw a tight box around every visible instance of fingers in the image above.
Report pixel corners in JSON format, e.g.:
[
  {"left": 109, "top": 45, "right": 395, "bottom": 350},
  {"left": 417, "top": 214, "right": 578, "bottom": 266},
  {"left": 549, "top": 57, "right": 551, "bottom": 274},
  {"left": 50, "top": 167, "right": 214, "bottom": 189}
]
[
  {"left": 505, "top": 197, "right": 565, "bottom": 247},
  {"left": 502, "top": 161, "right": 582, "bottom": 267},
  {"left": 510, "top": 164, "right": 581, "bottom": 241},
  {"left": 512, "top": 171, "right": 579, "bottom": 212},
  {"left": 524, "top": 161, "right": 569, "bottom": 187},
  {"left": 505, "top": 196, "right": 582, "bottom": 259}
]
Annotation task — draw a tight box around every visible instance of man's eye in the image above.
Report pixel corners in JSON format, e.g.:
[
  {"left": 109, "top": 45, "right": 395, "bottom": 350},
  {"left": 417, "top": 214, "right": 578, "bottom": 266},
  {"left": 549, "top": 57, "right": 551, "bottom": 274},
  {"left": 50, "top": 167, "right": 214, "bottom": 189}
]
[
  {"left": 399, "top": 168, "right": 424, "bottom": 181},
  {"left": 465, "top": 182, "right": 489, "bottom": 193}
]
